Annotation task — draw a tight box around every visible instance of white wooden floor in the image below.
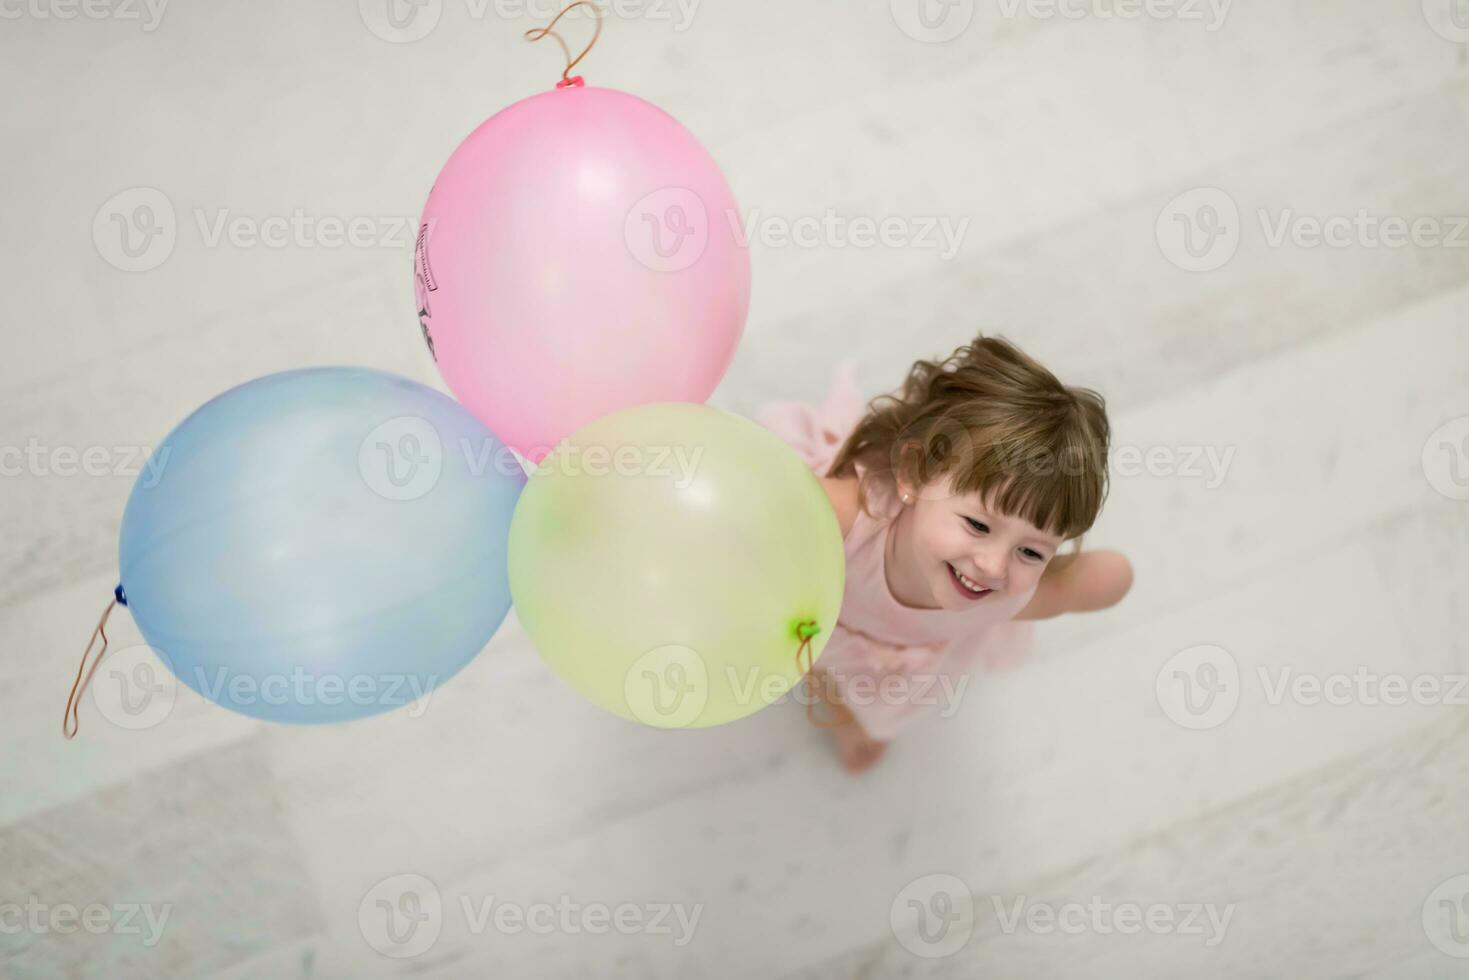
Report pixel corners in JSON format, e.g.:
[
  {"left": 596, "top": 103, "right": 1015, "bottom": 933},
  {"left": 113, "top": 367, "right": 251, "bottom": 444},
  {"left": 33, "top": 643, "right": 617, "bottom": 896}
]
[{"left": 3, "top": 1, "right": 1468, "bottom": 977}]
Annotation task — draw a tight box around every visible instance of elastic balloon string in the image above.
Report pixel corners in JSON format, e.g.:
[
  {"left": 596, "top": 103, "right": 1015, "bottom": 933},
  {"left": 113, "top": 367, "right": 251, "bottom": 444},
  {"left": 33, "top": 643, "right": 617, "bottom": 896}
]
[
  {"left": 63, "top": 594, "right": 120, "bottom": 740},
  {"left": 795, "top": 619, "right": 839, "bottom": 729},
  {"left": 524, "top": 1, "right": 602, "bottom": 86}
]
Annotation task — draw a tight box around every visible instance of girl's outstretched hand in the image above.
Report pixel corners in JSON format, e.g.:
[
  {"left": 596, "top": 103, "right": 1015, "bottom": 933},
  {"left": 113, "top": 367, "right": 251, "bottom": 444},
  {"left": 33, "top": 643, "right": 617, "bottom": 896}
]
[{"left": 1016, "top": 549, "right": 1134, "bottom": 621}]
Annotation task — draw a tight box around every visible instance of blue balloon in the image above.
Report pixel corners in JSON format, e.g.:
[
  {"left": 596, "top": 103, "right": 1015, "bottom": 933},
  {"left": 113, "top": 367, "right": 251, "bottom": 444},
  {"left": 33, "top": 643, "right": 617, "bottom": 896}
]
[{"left": 118, "top": 367, "right": 524, "bottom": 723}]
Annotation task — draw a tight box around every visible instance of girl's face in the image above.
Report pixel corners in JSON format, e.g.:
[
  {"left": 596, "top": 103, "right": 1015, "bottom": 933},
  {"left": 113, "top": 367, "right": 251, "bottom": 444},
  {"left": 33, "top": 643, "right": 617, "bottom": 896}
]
[{"left": 889, "top": 471, "right": 1064, "bottom": 611}]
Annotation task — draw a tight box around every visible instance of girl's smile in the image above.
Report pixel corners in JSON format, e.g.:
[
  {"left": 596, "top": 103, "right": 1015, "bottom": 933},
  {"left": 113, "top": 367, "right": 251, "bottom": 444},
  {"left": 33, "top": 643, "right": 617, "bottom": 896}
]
[{"left": 945, "top": 562, "right": 993, "bottom": 599}]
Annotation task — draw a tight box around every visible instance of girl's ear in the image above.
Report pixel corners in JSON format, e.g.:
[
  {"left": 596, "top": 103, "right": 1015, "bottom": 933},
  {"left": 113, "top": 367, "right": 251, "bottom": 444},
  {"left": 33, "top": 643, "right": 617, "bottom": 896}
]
[{"left": 890, "top": 439, "right": 922, "bottom": 502}]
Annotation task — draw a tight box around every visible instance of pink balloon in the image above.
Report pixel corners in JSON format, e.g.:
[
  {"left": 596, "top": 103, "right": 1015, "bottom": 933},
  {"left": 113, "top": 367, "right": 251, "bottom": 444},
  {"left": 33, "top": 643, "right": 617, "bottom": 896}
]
[{"left": 415, "top": 85, "right": 751, "bottom": 463}]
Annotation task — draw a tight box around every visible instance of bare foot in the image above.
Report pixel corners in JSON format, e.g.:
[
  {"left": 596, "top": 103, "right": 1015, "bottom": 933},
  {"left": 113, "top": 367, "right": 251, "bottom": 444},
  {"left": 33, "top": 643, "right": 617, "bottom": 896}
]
[
  {"left": 812, "top": 672, "right": 888, "bottom": 773},
  {"left": 832, "top": 716, "right": 887, "bottom": 773}
]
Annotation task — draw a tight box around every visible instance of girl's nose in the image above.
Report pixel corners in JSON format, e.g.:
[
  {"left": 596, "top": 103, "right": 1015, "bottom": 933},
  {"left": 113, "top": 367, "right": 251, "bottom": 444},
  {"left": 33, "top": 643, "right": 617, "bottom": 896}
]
[{"left": 973, "top": 547, "right": 1008, "bottom": 586}]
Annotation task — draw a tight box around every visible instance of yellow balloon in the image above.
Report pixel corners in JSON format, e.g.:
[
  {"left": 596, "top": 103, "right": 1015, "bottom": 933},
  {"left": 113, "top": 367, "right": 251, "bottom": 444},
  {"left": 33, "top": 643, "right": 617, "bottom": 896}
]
[{"left": 508, "top": 403, "right": 845, "bottom": 727}]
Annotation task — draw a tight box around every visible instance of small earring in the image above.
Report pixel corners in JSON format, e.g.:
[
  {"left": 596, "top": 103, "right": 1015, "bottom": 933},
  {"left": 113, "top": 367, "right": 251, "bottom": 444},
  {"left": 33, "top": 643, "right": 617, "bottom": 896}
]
[{"left": 900, "top": 491, "right": 912, "bottom": 504}]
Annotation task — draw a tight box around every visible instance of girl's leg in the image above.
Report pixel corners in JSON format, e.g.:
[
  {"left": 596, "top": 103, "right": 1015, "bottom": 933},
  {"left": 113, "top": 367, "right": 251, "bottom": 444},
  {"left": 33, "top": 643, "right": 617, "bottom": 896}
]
[{"left": 813, "top": 669, "right": 888, "bottom": 773}]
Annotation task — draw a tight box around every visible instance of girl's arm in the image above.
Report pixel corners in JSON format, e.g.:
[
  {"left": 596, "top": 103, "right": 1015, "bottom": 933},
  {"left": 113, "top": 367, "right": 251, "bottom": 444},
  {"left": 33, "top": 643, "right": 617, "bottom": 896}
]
[
  {"left": 820, "top": 476, "right": 862, "bottom": 539},
  {"left": 1015, "top": 549, "right": 1134, "bottom": 621}
]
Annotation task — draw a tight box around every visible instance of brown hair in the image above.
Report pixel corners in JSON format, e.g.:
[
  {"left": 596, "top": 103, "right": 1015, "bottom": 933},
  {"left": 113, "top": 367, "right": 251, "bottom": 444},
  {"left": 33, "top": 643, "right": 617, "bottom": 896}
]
[{"left": 827, "top": 334, "right": 1111, "bottom": 545}]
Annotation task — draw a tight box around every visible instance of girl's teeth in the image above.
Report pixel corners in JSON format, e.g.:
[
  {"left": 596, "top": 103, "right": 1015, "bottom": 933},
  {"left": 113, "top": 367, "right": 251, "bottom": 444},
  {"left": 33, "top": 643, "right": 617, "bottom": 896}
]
[{"left": 952, "top": 565, "right": 987, "bottom": 593}]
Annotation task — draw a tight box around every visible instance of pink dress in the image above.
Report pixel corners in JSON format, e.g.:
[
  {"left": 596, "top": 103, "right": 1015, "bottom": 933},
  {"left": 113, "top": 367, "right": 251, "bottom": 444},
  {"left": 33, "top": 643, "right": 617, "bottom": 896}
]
[{"left": 755, "top": 359, "right": 1040, "bottom": 741}]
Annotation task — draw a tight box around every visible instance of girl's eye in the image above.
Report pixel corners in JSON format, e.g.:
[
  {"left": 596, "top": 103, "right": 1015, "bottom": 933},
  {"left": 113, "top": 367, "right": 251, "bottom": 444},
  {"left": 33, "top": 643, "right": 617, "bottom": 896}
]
[{"left": 966, "top": 517, "right": 1047, "bottom": 561}]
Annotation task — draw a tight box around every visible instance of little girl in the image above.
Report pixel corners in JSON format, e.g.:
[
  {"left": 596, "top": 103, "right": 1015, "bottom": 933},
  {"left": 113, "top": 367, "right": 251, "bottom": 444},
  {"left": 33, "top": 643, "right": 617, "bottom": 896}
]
[{"left": 757, "top": 335, "right": 1133, "bottom": 772}]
